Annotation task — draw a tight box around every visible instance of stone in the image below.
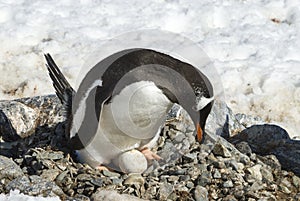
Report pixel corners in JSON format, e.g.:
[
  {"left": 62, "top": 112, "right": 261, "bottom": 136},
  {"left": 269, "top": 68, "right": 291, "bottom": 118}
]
[
  {"left": 1, "top": 94, "right": 300, "bottom": 200},
  {"left": 223, "top": 195, "right": 238, "bottom": 201},
  {"left": 228, "top": 124, "right": 300, "bottom": 176},
  {"left": 186, "top": 181, "right": 194, "bottom": 188},
  {"left": 91, "top": 190, "right": 147, "bottom": 201},
  {"left": 258, "top": 155, "right": 281, "bottom": 170},
  {"left": 0, "top": 155, "right": 24, "bottom": 180},
  {"left": 205, "top": 100, "right": 242, "bottom": 138},
  {"left": 235, "top": 141, "right": 252, "bottom": 155},
  {"left": 0, "top": 109, "right": 20, "bottom": 142},
  {"left": 168, "top": 175, "right": 179, "bottom": 182},
  {"left": 213, "top": 169, "right": 222, "bottom": 179},
  {"left": 280, "top": 178, "right": 292, "bottom": 189},
  {"left": 212, "top": 143, "right": 232, "bottom": 158},
  {"left": 279, "top": 185, "right": 291, "bottom": 194},
  {"left": 124, "top": 174, "right": 145, "bottom": 186},
  {"left": 193, "top": 185, "right": 208, "bottom": 201},
  {"left": 239, "top": 154, "right": 250, "bottom": 165},
  {"left": 197, "top": 171, "right": 211, "bottom": 186},
  {"left": 159, "top": 182, "right": 173, "bottom": 200},
  {"left": 245, "top": 164, "right": 262, "bottom": 182},
  {"left": 0, "top": 96, "right": 63, "bottom": 139},
  {"left": 223, "top": 180, "right": 234, "bottom": 188},
  {"left": 260, "top": 167, "right": 274, "bottom": 183},
  {"left": 228, "top": 159, "right": 239, "bottom": 171},
  {"left": 41, "top": 169, "right": 60, "bottom": 181},
  {"left": 234, "top": 190, "right": 244, "bottom": 199},
  {"left": 248, "top": 181, "right": 263, "bottom": 191},
  {"left": 102, "top": 170, "right": 121, "bottom": 178},
  {"left": 6, "top": 175, "right": 64, "bottom": 197},
  {"left": 91, "top": 178, "right": 104, "bottom": 187},
  {"left": 292, "top": 175, "right": 300, "bottom": 188},
  {"left": 36, "top": 151, "right": 65, "bottom": 161},
  {"left": 0, "top": 101, "right": 38, "bottom": 138},
  {"left": 112, "top": 178, "right": 123, "bottom": 186}
]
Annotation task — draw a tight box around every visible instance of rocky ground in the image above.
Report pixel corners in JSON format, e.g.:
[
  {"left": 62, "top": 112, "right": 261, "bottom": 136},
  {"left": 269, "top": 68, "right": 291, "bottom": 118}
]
[{"left": 0, "top": 95, "right": 299, "bottom": 201}]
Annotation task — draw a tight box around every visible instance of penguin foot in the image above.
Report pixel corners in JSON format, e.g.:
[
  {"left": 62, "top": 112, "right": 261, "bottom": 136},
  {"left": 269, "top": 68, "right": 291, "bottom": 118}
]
[{"left": 140, "top": 147, "right": 162, "bottom": 161}]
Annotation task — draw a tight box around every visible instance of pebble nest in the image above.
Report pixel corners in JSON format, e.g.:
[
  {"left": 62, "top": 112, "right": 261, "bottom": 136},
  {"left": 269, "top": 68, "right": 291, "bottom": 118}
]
[{"left": 0, "top": 95, "right": 299, "bottom": 201}]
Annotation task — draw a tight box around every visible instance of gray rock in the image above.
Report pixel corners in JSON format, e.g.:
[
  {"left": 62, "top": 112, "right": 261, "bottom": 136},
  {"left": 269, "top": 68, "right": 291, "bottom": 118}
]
[
  {"left": 213, "top": 169, "right": 222, "bottom": 179},
  {"left": 292, "top": 175, "right": 300, "bottom": 188},
  {"left": 6, "top": 175, "right": 64, "bottom": 197},
  {"left": 205, "top": 100, "right": 243, "bottom": 138},
  {"left": 228, "top": 159, "right": 239, "bottom": 172},
  {"left": 124, "top": 174, "right": 144, "bottom": 186},
  {"left": 41, "top": 169, "right": 60, "bottom": 181},
  {"left": 0, "top": 101, "right": 38, "bottom": 138},
  {"left": 238, "top": 153, "right": 250, "bottom": 165},
  {"left": 235, "top": 141, "right": 252, "bottom": 155},
  {"left": 279, "top": 185, "right": 291, "bottom": 194},
  {"left": 258, "top": 155, "right": 281, "bottom": 170},
  {"left": 234, "top": 190, "right": 244, "bottom": 199},
  {"left": 223, "top": 195, "right": 238, "bottom": 201},
  {"left": 112, "top": 178, "right": 123, "bottom": 185},
  {"left": 167, "top": 175, "right": 179, "bottom": 182},
  {"left": 186, "top": 181, "right": 194, "bottom": 188},
  {"left": 0, "top": 155, "right": 24, "bottom": 180},
  {"left": 260, "top": 166, "right": 274, "bottom": 183},
  {"left": 1, "top": 94, "right": 300, "bottom": 200},
  {"left": 294, "top": 193, "right": 300, "bottom": 200},
  {"left": 91, "top": 190, "right": 147, "bottom": 201},
  {"left": 280, "top": 177, "right": 292, "bottom": 189},
  {"left": 223, "top": 180, "right": 234, "bottom": 188},
  {"left": 159, "top": 182, "right": 173, "bottom": 200},
  {"left": 212, "top": 143, "right": 232, "bottom": 158},
  {"left": 248, "top": 181, "right": 264, "bottom": 191},
  {"left": 102, "top": 170, "right": 121, "bottom": 178},
  {"left": 197, "top": 171, "right": 211, "bottom": 186},
  {"left": 245, "top": 164, "right": 262, "bottom": 183},
  {"left": 228, "top": 124, "right": 300, "bottom": 176},
  {"left": 0, "top": 95, "right": 63, "bottom": 139},
  {"left": 246, "top": 164, "right": 262, "bottom": 182},
  {"left": 193, "top": 185, "right": 208, "bottom": 201},
  {"left": 0, "top": 109, "right": 20, "bottom": 142}
]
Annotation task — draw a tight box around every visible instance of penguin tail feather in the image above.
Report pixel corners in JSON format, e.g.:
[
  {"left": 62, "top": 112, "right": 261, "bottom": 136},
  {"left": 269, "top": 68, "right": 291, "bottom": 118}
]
[{"left": 44, "top": 53, "right": 75, "bottom": 119}]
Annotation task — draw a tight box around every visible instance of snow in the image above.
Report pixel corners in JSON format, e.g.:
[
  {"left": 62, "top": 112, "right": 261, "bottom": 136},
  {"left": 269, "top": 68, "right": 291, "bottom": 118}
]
[
  {"left": 0, "top": 190, "right": 60, "bottom": 201},
  {"left": 0, "top": 0, "right": 299, "bottom": 198},
  {"left": 0, "top": 0, "right": 298, "bottom": 134}
]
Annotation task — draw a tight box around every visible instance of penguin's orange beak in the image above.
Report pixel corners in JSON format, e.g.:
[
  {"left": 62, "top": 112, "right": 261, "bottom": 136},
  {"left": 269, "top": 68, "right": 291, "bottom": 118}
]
[{"left": 196, "top": 123, "right": 203, "bottom": 142}]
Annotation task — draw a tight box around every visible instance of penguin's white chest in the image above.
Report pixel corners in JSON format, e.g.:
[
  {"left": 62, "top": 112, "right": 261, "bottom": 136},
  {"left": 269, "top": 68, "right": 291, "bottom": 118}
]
[
  {"left": 101, "top": 80, "right": 173, "bottom": 150},
  {"left": 78, "top": 81, "right": 172, "bottom": 167}
]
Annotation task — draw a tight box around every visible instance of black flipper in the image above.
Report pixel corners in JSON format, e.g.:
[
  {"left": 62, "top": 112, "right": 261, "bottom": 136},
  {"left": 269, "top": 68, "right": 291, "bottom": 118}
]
[{"left": 44, "top": 53, "right": 75, "bottom": 139}]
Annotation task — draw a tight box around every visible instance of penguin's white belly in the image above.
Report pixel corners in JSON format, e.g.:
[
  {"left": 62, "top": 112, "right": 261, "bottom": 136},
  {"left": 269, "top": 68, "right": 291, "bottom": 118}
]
[{"left": 78, "top": 81, "right": 173, "bottom": 167}]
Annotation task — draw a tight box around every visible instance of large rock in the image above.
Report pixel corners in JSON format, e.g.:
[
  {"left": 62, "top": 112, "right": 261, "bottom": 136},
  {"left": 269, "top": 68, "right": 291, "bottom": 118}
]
[
  {"left": 0, "top": 95, "right": 64, "bottom": 140},
  {"left": 228, "top": 124, "right": 300, "bottom": 176},
  {"left": 6, "top": 175, "right": 65, "bottom": 198},
  {"left": 0, "top": 155, "right": 24, "bottom": 180}
]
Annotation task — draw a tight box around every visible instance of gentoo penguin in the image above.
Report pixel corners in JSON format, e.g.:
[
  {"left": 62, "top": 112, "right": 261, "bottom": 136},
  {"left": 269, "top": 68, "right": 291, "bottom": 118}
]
[{"left": 45, "top": 48, "right": 214, "bottom": 173}]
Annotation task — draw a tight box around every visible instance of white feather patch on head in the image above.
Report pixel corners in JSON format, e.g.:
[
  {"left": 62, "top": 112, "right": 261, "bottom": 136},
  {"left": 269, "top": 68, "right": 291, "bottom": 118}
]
[
  {"left": 195, "top": 96, "right": 214, "bottom": 111},
  {"left": 70, "top": 79, "right": 103, "bottom": 137}
]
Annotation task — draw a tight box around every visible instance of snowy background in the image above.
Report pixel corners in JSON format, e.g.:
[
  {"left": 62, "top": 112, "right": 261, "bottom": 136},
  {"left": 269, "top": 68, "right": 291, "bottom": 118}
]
[
  {"left": 1, "top": 0, "right": 299, "bottom": 134},
  {"left": 0, "top": 0, "right": 299, "bottom": 137},
  {"left": 0, "top": 0, "right": 299, "bottom": 199}
]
